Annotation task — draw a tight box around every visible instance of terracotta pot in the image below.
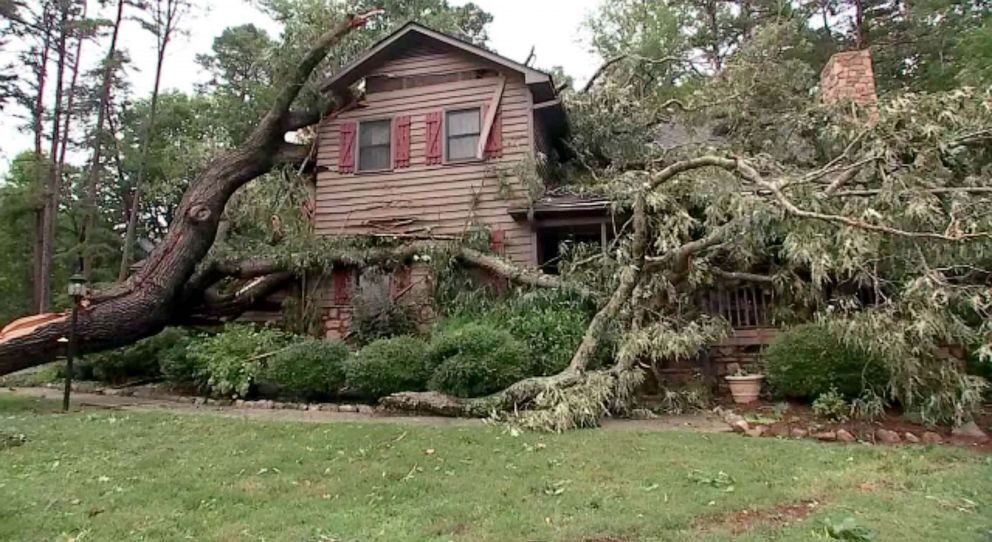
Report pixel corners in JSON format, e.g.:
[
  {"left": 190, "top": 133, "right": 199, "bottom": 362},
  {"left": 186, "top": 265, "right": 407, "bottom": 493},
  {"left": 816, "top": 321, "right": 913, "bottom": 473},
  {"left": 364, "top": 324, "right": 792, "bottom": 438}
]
[{"left": 725, "top": 374, "right": 764, "bottom": 404}]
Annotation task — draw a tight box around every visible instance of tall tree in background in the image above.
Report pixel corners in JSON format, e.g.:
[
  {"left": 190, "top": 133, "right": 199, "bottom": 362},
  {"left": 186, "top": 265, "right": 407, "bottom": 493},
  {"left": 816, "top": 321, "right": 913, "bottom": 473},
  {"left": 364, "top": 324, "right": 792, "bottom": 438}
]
[
  {"left": 118, "top": 0, "right": 188, "bottom": 280},
  {"left": 80, "top": 0, "right": 125, "bottom": 281},
  {"left": 18, "top": 1, "right": 56, "bottom": 312}
]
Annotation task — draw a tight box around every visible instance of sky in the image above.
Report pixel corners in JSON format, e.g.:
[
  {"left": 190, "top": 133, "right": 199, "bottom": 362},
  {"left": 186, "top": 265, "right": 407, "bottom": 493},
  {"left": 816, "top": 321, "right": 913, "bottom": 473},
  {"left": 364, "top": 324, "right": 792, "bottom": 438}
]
[{"left": 0, "top": 0, "right": 604, "bottom": 173}]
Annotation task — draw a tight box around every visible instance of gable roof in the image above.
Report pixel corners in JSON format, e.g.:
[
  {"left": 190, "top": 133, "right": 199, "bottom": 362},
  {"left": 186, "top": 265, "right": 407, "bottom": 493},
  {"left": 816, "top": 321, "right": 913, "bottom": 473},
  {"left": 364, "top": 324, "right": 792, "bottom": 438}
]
[{"left": 320, "top": 22, "right": 559, "bottom": 103}]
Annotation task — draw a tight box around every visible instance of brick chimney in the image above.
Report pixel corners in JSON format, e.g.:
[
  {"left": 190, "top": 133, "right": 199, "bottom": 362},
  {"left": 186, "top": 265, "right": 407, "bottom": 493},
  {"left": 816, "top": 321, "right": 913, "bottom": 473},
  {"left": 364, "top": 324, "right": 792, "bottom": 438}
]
[{"left": 820, "top": 49, "right": 877, "bottom": 113}]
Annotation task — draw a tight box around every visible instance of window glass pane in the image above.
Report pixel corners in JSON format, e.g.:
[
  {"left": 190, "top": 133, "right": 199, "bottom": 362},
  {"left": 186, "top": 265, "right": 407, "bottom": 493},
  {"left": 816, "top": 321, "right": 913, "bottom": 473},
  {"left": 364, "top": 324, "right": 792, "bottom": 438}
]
[
  {"left": 359, "top": 120, "right": 390, "bottom": 146},
  {"left": 358, "top": 119, "right": 391, "bottom": 170},
  {"left": 447, "top": 134, "right": 478, "bottom": 160},
  {"left": 360, "top": 145, "right": 390, "bottom": 170},
  {"left": 447, "top": 109, "right": 480, "bottom": 137}
]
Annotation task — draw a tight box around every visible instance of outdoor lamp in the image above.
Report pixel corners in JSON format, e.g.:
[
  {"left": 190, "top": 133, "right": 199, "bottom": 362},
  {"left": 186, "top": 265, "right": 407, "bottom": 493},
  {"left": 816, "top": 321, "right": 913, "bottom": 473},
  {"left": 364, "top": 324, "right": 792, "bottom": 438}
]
[
  {"left": 68, "top": 273, "right": 87, "bottom": 299},
  {"left": 63, "top": 272, "right": 87, "bottom": 412}
]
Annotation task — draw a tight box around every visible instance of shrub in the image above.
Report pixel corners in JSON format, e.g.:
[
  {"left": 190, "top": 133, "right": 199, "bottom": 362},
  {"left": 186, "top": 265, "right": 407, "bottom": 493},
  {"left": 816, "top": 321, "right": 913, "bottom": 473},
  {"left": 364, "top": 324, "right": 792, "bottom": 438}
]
[
  {"left": 82, "top": 328, "right": 191, "bottom": 384},
  {"left": 187, "top": 325, "right": 293, "bottom": 398},
  {"left": 812, "top": 388, "right": 849, "bottom": 421},
  {"left": 497, "top": 291, "right": 594, "bottom": 375},
  {"left": 437, "top": 289, "right": 606, "bottom": 376},
  {"left": 427, "top": 323, "right": 530, "bottom": 398},
  {"left": 350, "top": 269, "right": 419, "bottom": 346},
  {"left": 850, "top": 389, "right": 887, "bottom": 421},
  {"left": 259, "top": 339, "right": 349, "bottom": 400},
  {"left": 346, "top": 336, "right": 429, "bottom": 398},
  {"left": 765, "top": 323, "right": 889, "bottom": 400},
  {"left": 156, "top": 331, "right": 203, "bottom": 388}
]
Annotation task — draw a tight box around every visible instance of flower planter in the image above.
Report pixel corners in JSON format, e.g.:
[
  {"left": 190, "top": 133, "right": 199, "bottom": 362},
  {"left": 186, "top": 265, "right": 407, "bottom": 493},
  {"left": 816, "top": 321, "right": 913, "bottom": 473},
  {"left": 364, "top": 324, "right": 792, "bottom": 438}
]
[{"left": 725, "top": 374, "right": 764, "bottom": 404}]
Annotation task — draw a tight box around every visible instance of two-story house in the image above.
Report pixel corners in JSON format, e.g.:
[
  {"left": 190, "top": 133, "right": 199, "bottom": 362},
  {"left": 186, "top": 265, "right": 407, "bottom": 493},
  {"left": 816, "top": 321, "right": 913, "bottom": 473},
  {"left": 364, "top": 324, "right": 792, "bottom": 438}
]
[{"left": 311, "top": 22, "right": 610, "bottom": 338}]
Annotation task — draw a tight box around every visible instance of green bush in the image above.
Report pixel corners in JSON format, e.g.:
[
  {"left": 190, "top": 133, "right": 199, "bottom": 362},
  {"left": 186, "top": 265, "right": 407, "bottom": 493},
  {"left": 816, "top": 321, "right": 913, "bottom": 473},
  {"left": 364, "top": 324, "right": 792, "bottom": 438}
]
[
  {"left": 346, "top": 336, "right": 429, "bottom": 398},
  {"left": 437, "top": 289, "right": 606, "bottom": 376},
  {"left": 82, "top": 328, "right": 191, "bottom": 384},
  {"left": 427, "top": 323, "right": 530, "bottom": 398},
  {"left": 259, "top": 339, "right": 349, "bottom": 400},
  {"left": 158, "top": 331, "right": 204, "bottom": 389},
  {"left": 349, "top": 269, "right": 419, "bottom": 346},
  {"left": 187, "top": 325, "right": 294, "bottom": 398},
  {"left": 811, "top": 388, "right": 849, "bottom": 421},
  {"left": 765, "top": 323, "right": 889, "bottom": 400}
]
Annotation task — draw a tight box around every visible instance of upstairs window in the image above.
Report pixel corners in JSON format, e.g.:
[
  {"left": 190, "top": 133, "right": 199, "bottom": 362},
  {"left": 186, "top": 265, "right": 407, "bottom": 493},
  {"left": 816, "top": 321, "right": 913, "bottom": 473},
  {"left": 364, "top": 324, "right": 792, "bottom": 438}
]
[
  {"left": 358, "top": 119, "right": 391, "bottom": 171},
  {"left": 446, "top": 108, "right": 480, "bottom": 161}
]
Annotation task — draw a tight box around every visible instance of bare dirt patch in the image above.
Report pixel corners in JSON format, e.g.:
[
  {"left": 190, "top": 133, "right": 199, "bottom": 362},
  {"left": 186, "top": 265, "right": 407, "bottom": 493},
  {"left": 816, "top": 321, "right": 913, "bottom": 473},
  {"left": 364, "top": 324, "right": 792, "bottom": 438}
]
[{"left": 696, "top": 498, "right": 823, "bottom": 535}]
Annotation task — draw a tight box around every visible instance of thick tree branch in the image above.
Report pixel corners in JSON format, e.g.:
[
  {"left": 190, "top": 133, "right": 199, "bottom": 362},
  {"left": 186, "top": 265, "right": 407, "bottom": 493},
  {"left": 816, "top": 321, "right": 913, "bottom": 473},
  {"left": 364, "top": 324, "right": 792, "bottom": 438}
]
[
  {"left": 456, "top": 248, "right": 594, "bottom": 298},
  {"left": 711, "top": 268, "right": 775, "bottom": 283}
]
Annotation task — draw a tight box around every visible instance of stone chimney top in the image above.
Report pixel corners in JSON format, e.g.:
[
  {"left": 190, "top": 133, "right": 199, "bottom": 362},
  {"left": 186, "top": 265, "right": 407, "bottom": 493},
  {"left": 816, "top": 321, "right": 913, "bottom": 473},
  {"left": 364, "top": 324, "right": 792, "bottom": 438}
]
[{"left": 820, "top": 50, "right": 877, "bottom": 109}]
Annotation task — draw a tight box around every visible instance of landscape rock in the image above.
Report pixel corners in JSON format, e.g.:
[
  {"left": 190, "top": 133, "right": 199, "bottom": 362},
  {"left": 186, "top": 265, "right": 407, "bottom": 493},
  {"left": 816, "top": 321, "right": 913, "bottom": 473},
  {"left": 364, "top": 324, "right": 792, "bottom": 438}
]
[
  {"left": 234, "top": 399, "right": 244, "bottom": 408},
  {"left": 357, "top": 405, "right": 374, "bottom": 414},
  {"left": 813, "top": 430, "right": 836, "bottom": 441},
  {"left": 744, "top": 426, "right": 767, "bottom": 438},
  {"left": 836, "top": 429, "right": 856, "bottom": 443},
  {"left": 790, "top": 428, "right": 809, "bottom": 439},
  {"left": 318, "top": 404, "right": 338, "bottom": 412},
  {"left": 215, "top": 399, "right": 233, "bottom": 407},
  {"left": 875, "top": 429, "right": 901, "bottom": 444},
  {"left": 951, "top": 421, "right": 989, "bottom": 441},
  {"left": 903, "top": 432, "right": 920, "bottom": 444},
  {"left": 306, "top": 404, "right": 319, "bottom": 411},
  {"left": 339, "top": 404, "right": 359, "bottom": 413},
  {"left": 192, "top": 397, "right": 206, "bottom": 405},
  {"left": 731, "top": 419, "right": 750, "bottom": 433},
  {"left": 921, "top": 431, "right": 943, "bottom": 444}
]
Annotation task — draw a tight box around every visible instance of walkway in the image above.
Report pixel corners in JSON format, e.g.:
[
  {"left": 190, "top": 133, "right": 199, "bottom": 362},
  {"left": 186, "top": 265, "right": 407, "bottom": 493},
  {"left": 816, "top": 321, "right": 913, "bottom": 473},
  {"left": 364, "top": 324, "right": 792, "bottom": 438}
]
[{"left": 1, "top": 386, "right": 731, "bottom": 433}]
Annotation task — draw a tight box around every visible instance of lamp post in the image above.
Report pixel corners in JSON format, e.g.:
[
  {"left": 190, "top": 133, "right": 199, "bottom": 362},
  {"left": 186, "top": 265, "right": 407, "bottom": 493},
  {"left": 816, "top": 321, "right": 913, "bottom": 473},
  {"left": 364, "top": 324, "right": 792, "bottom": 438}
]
[{"left": 63, "top": 273, "right": 87, "bottom": 412}]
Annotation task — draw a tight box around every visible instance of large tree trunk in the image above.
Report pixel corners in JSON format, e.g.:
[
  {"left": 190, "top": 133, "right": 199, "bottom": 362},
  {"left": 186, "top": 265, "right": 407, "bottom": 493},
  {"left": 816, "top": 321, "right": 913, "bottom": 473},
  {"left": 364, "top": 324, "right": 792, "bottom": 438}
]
[{"left": 0, "top": 12, "right": 380, "bottom": 376}]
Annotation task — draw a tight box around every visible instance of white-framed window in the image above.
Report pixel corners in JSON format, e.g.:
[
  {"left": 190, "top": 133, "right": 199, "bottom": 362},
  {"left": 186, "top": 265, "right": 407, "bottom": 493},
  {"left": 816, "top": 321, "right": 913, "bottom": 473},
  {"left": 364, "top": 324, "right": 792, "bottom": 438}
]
[
  {"left": 445, "top": 107, "right": 481, "bottom": 161},
  {"left": 358, "top": 119, "right": 391, "bottom": 171}
]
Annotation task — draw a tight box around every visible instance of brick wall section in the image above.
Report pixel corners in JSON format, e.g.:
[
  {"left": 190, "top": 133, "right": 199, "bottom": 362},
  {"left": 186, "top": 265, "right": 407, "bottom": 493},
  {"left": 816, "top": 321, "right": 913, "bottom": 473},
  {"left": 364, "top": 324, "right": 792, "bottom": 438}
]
[
  {"left": 323, "top": 306, "right": 353, "bottom": 340},
  {"left": 820, "top": 49, "right": 877, "bottom": 108}
]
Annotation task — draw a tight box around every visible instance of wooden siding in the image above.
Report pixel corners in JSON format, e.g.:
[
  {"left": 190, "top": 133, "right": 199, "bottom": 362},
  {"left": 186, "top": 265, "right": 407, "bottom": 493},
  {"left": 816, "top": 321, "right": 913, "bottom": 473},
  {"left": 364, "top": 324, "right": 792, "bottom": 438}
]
[{"left": 314, "top": 47, "right": 536, "bottom": 265}]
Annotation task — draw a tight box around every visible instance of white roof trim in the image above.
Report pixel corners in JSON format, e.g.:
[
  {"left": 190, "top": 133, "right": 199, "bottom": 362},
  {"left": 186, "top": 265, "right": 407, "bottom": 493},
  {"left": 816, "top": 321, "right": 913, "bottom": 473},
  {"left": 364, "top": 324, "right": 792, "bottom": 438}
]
[{"left": 321, "top": 22, "right": 552, "bottom": 92}]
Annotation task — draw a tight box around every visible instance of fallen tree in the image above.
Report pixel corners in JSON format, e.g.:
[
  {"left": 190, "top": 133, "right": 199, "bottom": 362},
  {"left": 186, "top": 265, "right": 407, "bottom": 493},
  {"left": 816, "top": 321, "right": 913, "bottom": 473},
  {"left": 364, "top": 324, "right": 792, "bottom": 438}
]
[
  {"left": 2, "top": 18, "right": 991, "bottom": 432},
  {"left": 0, "top": 11, "right": 384, "bottom": 376}
]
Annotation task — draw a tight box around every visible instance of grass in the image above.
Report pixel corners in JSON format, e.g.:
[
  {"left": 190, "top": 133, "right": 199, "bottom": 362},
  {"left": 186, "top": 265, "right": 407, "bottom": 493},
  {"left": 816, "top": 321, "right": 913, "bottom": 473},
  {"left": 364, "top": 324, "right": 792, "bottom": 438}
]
[{"left": 1, "top": 395, "right": 990, "bottom": 541}]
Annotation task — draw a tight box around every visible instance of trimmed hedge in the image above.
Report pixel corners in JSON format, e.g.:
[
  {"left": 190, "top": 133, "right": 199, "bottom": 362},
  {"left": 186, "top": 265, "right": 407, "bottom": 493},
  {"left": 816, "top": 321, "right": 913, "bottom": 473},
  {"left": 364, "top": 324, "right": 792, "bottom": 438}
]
[
  {"left": 259, "top": 339, "right": 349, "bottom": 400},
  {"left": 346, "top": 336, "right": 430, "bottom": 398},
  {"left": 427, "top": 323, "right": 530, "bottom": 398},
  {"left": 765, "top": 323, "right": 889, "bottom": 400}
]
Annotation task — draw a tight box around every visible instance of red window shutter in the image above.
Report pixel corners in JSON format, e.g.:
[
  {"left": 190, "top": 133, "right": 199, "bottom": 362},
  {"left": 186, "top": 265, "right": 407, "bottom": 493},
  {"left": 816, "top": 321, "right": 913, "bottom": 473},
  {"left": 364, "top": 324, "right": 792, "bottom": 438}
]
[
  {"left": 338, "top": 121, "right": 356, "bottom": 173},
  {"left": 391, "top": 266, "right": 412, "bottom": 298},
  {"left": 483, "top": 105, "right": 503, "bottom": 159},
  {"left": 489, "top": 228, "right": 505, "bottom": 253},
  {"left": 425, "top": 111, "right": 443, "bottom": 165},
  {"left": 332, "top": 268, "right": 352, "bottom": 305},
  {"left": 394, "top": 115, "right": 411, "bottom": 168}
]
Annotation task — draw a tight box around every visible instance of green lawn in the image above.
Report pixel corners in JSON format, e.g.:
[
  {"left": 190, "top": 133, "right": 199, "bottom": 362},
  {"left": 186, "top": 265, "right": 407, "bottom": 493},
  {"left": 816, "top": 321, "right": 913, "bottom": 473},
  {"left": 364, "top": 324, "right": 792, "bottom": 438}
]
[{"left": 0, "top": 395, "right": 989, "bottom": 541}]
